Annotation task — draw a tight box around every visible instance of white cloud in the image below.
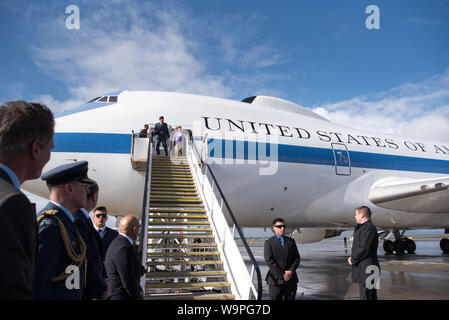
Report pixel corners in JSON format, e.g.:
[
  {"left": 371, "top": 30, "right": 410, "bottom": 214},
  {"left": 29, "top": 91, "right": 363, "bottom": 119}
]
[
  {"left": 30, "top": 0, "right": 287, "bottom": 113},
  {"left": 312, "top": 68, "right": 449, "bottom": 142},
  {"left": 32, "top": 94, "right": 84, "bottom": 115}
]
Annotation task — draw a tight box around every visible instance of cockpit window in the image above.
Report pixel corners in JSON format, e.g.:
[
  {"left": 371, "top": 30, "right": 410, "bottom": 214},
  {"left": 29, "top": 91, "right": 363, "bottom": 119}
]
[
  {"left": 88, "top": 97, "right": 101, "bottom": 103},
  {"left": 85, "top": 95, "right": 119, "bottom": 104}
]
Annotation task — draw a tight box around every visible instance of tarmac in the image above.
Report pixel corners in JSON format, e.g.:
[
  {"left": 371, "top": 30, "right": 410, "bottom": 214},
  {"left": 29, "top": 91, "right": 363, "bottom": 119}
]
[{"left": 240, "top": 236, "right": 449, "bottom": 300}]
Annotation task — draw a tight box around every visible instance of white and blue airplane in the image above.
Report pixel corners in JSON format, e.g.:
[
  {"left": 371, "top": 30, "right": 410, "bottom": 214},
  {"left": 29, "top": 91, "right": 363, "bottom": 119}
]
[{"left": 23, "top": 90, "right": 449, "bottom": 254}]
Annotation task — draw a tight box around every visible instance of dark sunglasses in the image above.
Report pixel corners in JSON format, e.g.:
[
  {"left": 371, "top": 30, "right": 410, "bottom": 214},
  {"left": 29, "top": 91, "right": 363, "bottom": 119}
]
[
  {"left": 273, "top": 225, "right": 286, "bottom": 229},
  {"left": 95, "top": 214, "right": 107, "bottom": 218}
]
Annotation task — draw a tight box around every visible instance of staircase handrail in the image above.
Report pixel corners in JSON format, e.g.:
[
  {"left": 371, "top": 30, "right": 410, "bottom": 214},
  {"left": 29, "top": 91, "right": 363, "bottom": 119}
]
[
  {"left": 189, "top": 136, "right": 263, "bottom": 300},
  {"left": 138, "top": 136, "right": 152, "bottom": 293}
]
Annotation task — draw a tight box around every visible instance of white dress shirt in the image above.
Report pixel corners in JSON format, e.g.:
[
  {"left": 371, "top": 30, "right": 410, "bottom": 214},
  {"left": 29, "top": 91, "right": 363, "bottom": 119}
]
[
  {"left": 49, "top": 201, "right": 75, "bottom": 223},
  {"left": 95, "top": 225, "right": 106, "bottom": 238},
  {"left": 119, "top": 233, "right": 134, "bottom": 246}
]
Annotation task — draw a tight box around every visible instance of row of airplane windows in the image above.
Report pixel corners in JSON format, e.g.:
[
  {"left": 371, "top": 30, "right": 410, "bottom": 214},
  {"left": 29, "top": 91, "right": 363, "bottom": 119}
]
[{"left": 87, "top": 95, "right": 118, "bottom": 103}]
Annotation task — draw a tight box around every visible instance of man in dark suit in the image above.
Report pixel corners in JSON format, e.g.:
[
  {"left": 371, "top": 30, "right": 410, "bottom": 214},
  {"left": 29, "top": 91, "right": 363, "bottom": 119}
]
[
  {"left": 73, "top": 181, "right": 109, "bottom": 300},
  {"left": 93, "top": 206, "right": 118, "bottom": 259},
  {"left": 264, "top": 218, "right": 300, "bottom": 300},
  {"left": 348, "top": 206, "right": 380, "bottom": 300},
  {"left": 34, "top": 161, "right": 95, "bottom": 300},
  {"left": 152, "top": 116, "right": 170, "bottom": 156},
  {"left": 0, "top": 101, "right": 54, "bottom": 299},
  {"left": 105, "top": 215, "right": 144, "bottom": 300}
]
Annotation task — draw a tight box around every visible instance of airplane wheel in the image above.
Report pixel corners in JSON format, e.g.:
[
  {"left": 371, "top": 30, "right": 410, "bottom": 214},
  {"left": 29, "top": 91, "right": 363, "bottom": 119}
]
[
  {"left": 440, "top": 238, "right": 449, "bottom": 253},
  {"left": 383, "top": 240, "right": 394, "bottom": 254},
  {"left": 406, "top": 239, "right": 416, "bottom": 254},
  {"left": 393, "top": 238, "right": 407, "bottom": 254}
]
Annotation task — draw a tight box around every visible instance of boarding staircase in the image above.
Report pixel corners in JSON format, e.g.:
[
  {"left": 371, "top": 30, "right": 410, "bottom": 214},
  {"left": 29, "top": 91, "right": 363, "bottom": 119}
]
[{"left": 131, "top": 130, "right": 262, "bottom": 300}]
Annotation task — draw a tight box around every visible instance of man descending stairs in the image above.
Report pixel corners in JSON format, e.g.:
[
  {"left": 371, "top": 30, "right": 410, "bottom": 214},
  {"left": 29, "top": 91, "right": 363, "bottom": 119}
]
[{"left": 145, "top": 155, "right": 235, "bottom": 300}]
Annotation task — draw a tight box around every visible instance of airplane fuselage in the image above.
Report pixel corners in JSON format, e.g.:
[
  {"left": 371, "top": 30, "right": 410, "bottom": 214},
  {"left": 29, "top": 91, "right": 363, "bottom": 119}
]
[{"left": 23, "top": 90, "right": 449, "bottom": 231}]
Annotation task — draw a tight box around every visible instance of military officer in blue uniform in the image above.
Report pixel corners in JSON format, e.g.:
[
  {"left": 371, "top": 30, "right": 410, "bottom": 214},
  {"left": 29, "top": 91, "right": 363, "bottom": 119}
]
[{"left": 33, "top": 161, "right": 95, "bottom": 300}]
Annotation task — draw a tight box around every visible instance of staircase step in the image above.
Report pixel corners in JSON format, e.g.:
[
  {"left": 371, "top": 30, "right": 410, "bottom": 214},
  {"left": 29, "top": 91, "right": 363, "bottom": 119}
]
[
  {"left": 151, "top": 174, "right": 192, "bottom": 179},
  {"left": 152, "top": 157, "right": 188, "bottom": 161},
  {"left": 152, "top": 157, "right": 187, "bottom": 161},
  {"left": 152, "top": 158, "right": 188, "bottom": 162},
  {"left": 149, "top": 209, "right": 206, "bottom": 213},
  {"left": 148, "top": 234, "right": 214, "bottom": 239},
  {"left": 151, "top": 184, "right": 195, "bottom": 188},
  {"left": 150, "top": 196, "right": 201, "bottom": 200},
  {"left": 151, "top": 178, "right": 194, "bottom": 182},
  {"left": 152, "top": 163, "right": 190, "bottom": 167},
  {"left": 148, "top": 221, "right": 210, "bottom": 226},
  {"left": 148, "top": 227, "right": 212, "bottom": 232},
  {"left": 151, "top": 176, "right": 193, "bottom": 181},
  {"left": 144, "top": 293, "right": 235, "bottom": 300},
  {"left": 145, "top": 282, "right": 231, "bottom": 289},
  {"left": 151, "top": 187, "right": 197, "bottom": 192},
  {"left": 150, "top": 201, "right": 203, "bottom": 205},
  {"left": 149, "top": 204, "right": 204, "bottom": 208},
  {"left": 151, "top": 170, "right": 191, "bottom": 174},
  {"left": 150, "top": 200, "right": 202, "bottom": 204},
  {"left": 148, "top": 214, "right": 207, "bottom": 219},
  {"left": 147, "top": 251, "right": 220, "bottom": 257},
  {"left": 147, "top": 260, "right": 223, "bottom": 266},
  {"left": 147, "top": 243, "right": 217, "bottom": 248},
  {"left": 146, "top": 271, "right": 227, "bottom": 278},
  {"left": 150, "top": 191, "right": 198, "bottom": 196},
  {"left": 151, "top": 183, "right": 195, "bottom": 188}
]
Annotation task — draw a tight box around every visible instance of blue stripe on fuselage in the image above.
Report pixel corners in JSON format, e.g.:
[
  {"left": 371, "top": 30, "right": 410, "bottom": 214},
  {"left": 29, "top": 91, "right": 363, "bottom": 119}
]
[
  {"left": 52, "top": 133, "right": 449, "bottom": 174},
  {"left": 206, "top": 138, "right": 449, "bottom": 174},
  {"left": 54, "top": 132, "right": 131, "bottom": 154}
]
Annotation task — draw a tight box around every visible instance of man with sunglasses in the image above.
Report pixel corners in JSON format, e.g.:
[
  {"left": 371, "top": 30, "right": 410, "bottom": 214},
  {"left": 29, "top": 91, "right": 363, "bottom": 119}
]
[
  {"left": 93, "top": 207, "right": 118, "bottom": 259},
  {"left": 33, "top": 161, "right": 94, "bottom": 299},
  {"left": 264, "top": 218, "right": 300, "bottom": 300}
]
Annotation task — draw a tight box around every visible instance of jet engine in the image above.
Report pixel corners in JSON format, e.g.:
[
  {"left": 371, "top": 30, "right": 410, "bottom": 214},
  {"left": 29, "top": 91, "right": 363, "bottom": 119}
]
[{"left": 290, "top": 228, "right": 344, "bottom": 244}]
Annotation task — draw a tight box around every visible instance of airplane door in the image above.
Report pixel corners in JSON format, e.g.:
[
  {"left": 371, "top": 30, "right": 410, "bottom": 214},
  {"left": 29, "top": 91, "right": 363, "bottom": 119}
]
[{"left": 331, "top": 143, "right": 351, "bottom": 175}]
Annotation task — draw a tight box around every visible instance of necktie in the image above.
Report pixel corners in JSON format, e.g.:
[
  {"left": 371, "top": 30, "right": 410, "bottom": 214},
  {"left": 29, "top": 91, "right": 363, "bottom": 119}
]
[
  {"left": 281, "top": 237, "right": 286, "bottom": 251},
  {"left": 98, "top": 228, "right": 103, "bottom": 238}
]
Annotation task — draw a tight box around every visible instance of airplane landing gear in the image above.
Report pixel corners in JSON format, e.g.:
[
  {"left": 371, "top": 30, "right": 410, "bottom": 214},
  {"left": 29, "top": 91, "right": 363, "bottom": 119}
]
[
  {"left": 440, "top": 238, "right": 449, "bottom": 253},
  {"left": 383, "top": 230, "right": 416, "bottom": 254},
  {"left": 383, "top": 239, "right": 394, "bottom": 254}
]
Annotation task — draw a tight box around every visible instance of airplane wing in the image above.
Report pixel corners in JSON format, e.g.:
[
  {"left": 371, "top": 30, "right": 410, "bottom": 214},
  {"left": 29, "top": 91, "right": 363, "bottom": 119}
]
[{"left": 368, "top": 177, "right": 449, "bottom": 213}]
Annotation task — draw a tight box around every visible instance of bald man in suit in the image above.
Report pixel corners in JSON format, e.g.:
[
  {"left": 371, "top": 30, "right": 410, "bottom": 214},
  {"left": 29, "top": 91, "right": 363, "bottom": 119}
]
[{"left": 105, "top": 216, "right": 144, "bottom": 300}]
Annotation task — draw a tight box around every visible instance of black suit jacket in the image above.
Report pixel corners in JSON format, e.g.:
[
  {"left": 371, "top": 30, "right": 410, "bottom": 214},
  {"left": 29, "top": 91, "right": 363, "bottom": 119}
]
[
  {"left": 264, "top": 235, "right": 300, "bottom": 286},
  {"left": 33, "top": 202, "right": 85, "bottom": 300},
  {"left": 73, "top": 209, "right": 107, "bottom": 299},
  {"left": 351, "top": 220, "right": 380, "bottom": 284},
  {"left": 101, "top": 227, "right": 118, "bottom": 259},
  {"left": 154, "top": 122, "right": 170, "bottom": 139},
  {"left": 0, "top": 168, "right": 37, "bottom": 299},
  {"left": 105, "top": 235, "right": 143, "bottom": 300}
]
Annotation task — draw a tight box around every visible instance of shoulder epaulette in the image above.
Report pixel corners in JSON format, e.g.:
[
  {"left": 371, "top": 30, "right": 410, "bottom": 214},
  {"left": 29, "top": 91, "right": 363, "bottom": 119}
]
[
  {"left": 36, "top": 209, "right": 86, "bottom": 284},
  {"left": 43, "top": 209, "right": 58, "bottom": 215}
]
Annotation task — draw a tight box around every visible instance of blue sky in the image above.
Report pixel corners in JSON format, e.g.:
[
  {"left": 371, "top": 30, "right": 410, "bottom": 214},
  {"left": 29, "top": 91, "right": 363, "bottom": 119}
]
[{"left": 1, "top": 0, "right": 449, "bottom": 140}]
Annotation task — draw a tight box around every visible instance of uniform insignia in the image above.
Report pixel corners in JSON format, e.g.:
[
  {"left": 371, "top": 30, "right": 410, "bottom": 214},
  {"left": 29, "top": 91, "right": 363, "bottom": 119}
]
[{"left": 43, "top": 209, "right": 58, "bottom": 215}]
